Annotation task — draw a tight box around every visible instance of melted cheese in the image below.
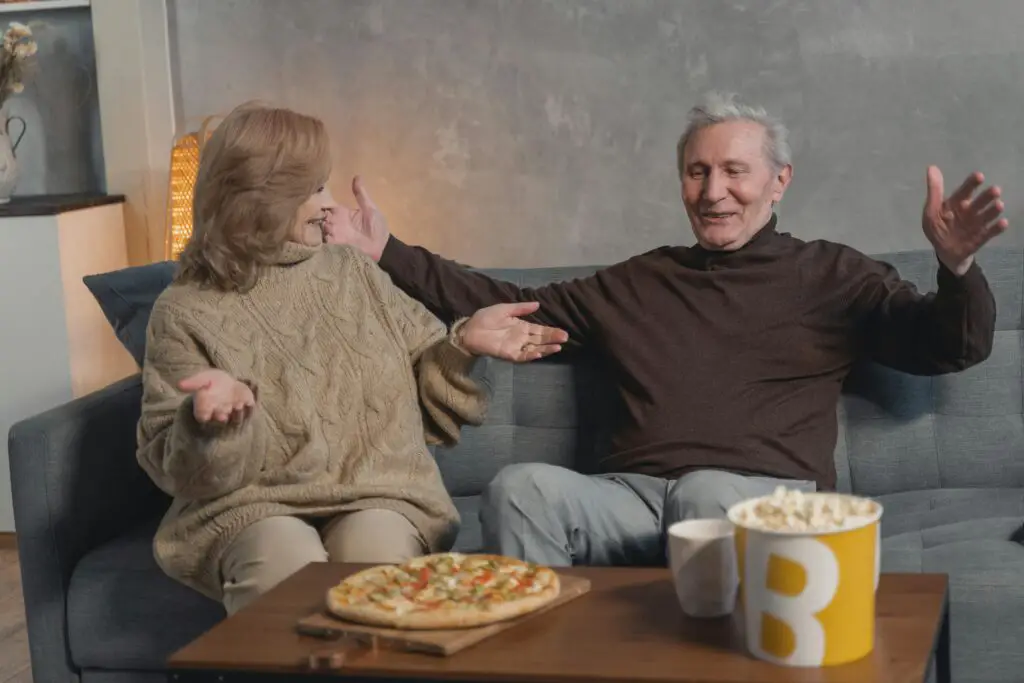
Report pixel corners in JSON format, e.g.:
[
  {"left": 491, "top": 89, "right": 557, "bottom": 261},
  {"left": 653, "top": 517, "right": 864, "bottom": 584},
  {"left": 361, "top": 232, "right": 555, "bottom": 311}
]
[{"left": 341, "top": 554, "right": 552, "bottom": 613}]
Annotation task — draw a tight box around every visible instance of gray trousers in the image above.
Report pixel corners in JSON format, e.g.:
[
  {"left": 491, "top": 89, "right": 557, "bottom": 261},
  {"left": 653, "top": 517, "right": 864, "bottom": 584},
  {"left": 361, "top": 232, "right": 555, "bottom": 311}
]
[{"left": 479, "top": 463, "right": 815, "bottom": 566}]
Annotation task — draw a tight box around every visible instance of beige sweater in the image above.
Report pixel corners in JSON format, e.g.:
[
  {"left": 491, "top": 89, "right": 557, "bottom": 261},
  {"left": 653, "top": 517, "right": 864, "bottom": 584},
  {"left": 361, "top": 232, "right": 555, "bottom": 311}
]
[{"left": 137, "top": 242, "right": 487, "bottom": 600}]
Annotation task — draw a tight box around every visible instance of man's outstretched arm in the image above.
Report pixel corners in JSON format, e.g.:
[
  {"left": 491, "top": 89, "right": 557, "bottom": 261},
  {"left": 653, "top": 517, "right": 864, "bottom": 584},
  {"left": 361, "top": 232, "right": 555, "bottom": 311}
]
[
  {"left": 378, "top": 235, "right": 602, "bottom": 342},
  {"left": 325, "top": 175, "right": 605, "bottom": 347},
  {"left": 854, "top": 166, "right": 1006, "bottom": 374},
  {"left": 853, "top": 254, "right": 996, "bottom": 375}
]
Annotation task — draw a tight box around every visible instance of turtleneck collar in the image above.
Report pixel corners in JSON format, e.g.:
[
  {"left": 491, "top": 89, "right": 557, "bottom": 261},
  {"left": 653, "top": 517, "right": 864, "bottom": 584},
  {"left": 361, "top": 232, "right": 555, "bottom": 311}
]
[
  {"left": 688, "top": 213, "right": 785, "bottom": 270},
  {"left": 271, "top": 240, "right": 323, "bottom": 266}
]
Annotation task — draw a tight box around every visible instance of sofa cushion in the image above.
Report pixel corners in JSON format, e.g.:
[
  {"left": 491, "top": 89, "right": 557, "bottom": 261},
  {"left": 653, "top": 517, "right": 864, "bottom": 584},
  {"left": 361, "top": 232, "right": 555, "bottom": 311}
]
[
  {"left": 435, "top": 353, "right": 619, "bottom": 498},
  {"left": 836, "top": 249, "right": 1024, "bottom": 500},
  {"left": 879, "top": 489, "right": 1024, "bottom": 683},
  {"left": 452, "top": 495, "right": 483, "bottom": 553},
  {"left": 883, "top": 536, "right": 1024, "bottom": 683},
  {"left": 877, "top": 488, "right": 1024, "bottom": 538},
  {"left": 83, "top": 261, "right": 178, "bottom": 368},
  {"left": 67, "top": 519, "right": 223, "bottom": 670}
]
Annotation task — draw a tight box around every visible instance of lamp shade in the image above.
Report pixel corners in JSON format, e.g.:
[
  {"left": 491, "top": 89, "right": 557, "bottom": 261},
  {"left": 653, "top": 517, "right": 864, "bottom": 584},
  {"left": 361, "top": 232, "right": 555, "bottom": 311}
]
[{"left": 164, "top": 116, "right": 220, "bottom": 260}]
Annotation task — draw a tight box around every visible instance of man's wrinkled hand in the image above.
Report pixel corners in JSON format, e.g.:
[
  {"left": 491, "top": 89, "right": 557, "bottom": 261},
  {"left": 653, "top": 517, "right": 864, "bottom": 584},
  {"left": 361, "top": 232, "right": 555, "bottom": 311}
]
[
  {"left": 322, "top": 175, "right": 390, "bottom": 262},
  {"left": 922, "top": 165, "right": 1009, "bottom": 276},
  {"left": 460, "top": 302, "right": 569, "bottom": 362}
]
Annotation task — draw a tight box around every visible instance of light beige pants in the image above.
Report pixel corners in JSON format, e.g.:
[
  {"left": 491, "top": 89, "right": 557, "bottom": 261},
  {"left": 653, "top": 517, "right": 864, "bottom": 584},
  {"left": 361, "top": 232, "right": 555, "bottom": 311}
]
[{"left": 220, "top": 508, "right": 425, "bottom": 615}]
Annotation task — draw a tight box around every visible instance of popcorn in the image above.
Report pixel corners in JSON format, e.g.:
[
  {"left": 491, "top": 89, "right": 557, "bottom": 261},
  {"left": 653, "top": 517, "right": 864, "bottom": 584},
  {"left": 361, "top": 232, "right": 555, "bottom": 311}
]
[{"left": 733, "top": 486, "right": 878, "bottom": 533}]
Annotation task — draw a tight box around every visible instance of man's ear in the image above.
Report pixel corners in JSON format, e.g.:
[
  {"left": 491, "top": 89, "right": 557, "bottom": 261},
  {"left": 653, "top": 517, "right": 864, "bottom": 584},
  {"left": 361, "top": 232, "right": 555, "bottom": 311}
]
[{"left": 773, "top": 164, "right": 793, "bottom": 202}]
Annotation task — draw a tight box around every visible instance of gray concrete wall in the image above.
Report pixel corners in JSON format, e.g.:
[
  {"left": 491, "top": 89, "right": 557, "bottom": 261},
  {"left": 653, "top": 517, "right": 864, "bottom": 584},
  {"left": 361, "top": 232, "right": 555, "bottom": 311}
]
[
  {"left": 169, "top": 0, "right": 1024, "bottom": 268},
  {"left": 5, "top": 6, "right": 103, "bottom": 195}
]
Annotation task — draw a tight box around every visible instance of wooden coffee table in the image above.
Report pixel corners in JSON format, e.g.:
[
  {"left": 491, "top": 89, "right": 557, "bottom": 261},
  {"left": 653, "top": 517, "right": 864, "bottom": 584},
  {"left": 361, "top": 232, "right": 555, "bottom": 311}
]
[{"left": 167, "top": 564, "right": 950, "bottom": 683}]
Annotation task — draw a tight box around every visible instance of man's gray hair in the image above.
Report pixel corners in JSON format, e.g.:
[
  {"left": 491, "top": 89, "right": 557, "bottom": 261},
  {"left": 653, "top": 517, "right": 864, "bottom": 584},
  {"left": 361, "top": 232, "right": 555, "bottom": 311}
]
[{"left": 676, "top": 91, "right": 792, "bottom": 176}]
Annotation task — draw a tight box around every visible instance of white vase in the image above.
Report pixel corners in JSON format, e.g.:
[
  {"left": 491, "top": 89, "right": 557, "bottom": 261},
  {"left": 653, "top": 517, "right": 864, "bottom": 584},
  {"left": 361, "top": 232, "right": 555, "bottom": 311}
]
[{"left": 0, "top": 114, "right": 27, "bottom": 204}]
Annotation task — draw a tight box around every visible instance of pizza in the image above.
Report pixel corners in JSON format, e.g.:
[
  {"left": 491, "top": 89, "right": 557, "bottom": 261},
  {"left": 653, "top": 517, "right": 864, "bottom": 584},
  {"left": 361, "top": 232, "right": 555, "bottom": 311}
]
[{"left": 325, "top": 552, "right": 561, "bottom": 630}]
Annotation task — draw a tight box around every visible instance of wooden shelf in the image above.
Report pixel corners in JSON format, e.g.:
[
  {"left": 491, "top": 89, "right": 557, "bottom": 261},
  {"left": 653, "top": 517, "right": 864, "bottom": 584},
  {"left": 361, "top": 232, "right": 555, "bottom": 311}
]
[{"left": 0, "top": 0, "right": 89, "bottom": 13}]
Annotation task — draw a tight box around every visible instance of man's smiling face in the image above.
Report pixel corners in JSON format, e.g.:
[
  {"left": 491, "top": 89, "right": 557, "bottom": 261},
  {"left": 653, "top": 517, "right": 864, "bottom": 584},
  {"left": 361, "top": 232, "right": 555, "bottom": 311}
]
[{"left": 681, "top": 119, "right": 792, "bottom": 251}]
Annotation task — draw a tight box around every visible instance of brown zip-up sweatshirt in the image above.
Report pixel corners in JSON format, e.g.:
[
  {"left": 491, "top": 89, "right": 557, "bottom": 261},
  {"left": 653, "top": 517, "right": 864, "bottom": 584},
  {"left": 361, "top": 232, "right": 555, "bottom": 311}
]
[{"left": 377, "top": 216, "right": 996, "bottom": 489}]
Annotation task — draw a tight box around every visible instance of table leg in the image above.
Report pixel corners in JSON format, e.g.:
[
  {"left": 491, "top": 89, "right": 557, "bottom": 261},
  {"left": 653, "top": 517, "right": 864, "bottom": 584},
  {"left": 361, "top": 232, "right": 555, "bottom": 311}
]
[{"left": 934, "top": 594, "right": 951, "bottom": 683}]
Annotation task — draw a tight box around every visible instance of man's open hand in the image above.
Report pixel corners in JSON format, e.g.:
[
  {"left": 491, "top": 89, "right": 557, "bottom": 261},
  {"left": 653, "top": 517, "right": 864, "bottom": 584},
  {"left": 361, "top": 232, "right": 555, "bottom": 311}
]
[
  {"left": 322, "top": 176, "right": 390, "bottom": 262},
  {"left": 460, "top": 302, "right": 569, "bottom": 362},
  {"left": 922, "top": 165, "right": 1009, "bottom": 276}
]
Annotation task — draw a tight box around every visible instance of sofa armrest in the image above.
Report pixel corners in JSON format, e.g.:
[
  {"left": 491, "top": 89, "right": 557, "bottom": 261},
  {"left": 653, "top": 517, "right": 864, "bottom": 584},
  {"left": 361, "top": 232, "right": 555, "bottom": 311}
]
[{"left": 8, "top": 374, "right": 169, "bottom": 683}]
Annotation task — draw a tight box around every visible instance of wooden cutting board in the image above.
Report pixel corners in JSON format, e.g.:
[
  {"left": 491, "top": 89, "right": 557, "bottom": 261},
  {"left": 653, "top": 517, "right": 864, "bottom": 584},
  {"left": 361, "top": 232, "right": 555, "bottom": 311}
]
[{"left": 296, "top": 573, "right": 590, "bottom": 656}]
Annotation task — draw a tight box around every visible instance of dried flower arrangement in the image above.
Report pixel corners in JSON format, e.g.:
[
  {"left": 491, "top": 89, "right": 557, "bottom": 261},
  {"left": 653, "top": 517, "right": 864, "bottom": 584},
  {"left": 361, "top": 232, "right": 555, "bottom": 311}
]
[{"left": 0, "top": 21, "right": 36, "bottom": 107}]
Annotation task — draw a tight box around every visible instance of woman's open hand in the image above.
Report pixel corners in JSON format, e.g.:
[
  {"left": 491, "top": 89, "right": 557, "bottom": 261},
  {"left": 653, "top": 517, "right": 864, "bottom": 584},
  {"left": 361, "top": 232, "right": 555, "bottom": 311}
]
[{"left": 179, "top": 369, "right": 255, "bottom": 425}]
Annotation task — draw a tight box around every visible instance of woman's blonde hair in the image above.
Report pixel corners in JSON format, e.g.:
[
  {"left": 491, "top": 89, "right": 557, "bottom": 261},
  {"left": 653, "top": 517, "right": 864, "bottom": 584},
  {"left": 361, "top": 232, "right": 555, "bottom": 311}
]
[{"left": 177, "top": 102, "right": 331, "bottom": 292}]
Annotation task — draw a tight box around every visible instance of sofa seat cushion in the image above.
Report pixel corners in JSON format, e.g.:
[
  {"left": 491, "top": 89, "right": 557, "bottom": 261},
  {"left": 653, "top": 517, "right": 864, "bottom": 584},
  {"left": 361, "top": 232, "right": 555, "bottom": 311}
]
[
  {"left": 876, "top": 488, "right": 1024, "bottom": 538},
  {"left": 67, "top": 519, "right": 224, "bottom": 670},
  {"left": 878, "top": 489, "right": 1024, "bottom": 683}
]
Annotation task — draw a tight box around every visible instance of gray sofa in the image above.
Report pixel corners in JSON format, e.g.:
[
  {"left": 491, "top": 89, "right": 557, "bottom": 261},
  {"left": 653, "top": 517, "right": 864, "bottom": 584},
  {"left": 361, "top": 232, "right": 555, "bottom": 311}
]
[{"left": 9, "top": 248, "right": 1024, "bottom": 683}]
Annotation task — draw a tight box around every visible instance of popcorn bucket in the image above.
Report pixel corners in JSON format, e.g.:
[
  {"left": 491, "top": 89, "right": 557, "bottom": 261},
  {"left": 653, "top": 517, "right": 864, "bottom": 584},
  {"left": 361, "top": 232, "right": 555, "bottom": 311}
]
[{"left": 727, "top": 491, "right": 883, "bottom": 667}]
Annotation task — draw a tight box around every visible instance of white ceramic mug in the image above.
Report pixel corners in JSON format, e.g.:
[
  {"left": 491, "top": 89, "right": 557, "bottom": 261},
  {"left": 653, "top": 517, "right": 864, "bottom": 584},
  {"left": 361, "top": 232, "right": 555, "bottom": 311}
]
[{"left": 667, "top": 519, "right": 739, "bottom": 618}]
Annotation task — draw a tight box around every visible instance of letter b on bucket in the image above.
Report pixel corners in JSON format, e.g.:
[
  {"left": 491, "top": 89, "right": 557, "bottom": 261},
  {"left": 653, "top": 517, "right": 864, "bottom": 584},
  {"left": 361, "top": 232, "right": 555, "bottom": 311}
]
[{"left": 730, "top": 495, "right": 882, "bottom": 667}]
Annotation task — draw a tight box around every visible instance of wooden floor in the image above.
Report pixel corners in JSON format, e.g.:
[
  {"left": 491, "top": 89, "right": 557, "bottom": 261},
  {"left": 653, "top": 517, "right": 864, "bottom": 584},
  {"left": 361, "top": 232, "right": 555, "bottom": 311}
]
[{"left": 0, "top": 542, "right": 32, "bottom": 683}]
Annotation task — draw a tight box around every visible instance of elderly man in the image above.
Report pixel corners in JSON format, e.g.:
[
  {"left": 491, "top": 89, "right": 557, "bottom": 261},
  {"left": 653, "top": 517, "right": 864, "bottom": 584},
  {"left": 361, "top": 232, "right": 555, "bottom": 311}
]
[{"left": 326, "top": 92, "right": 1007, "bottom": 567}]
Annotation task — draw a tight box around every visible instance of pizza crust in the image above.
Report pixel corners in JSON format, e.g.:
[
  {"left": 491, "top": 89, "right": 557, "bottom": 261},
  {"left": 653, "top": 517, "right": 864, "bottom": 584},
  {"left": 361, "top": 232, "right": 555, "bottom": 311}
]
[{"left": 325, "top": 553, "right": 562, "bottom": 630}]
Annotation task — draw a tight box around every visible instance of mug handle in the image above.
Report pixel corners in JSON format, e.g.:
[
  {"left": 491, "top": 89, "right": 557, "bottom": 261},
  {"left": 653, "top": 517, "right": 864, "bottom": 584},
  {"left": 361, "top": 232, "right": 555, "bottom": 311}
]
[{"left": 6, "top": 116, "right": 26, "bottom": 154}]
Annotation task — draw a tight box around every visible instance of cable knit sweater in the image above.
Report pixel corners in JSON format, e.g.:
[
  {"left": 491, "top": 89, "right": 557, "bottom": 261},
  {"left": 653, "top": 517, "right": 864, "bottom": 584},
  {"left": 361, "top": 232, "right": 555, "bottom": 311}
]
[{"left": 137, "top": 242, "right": 488, "bottom": 601}]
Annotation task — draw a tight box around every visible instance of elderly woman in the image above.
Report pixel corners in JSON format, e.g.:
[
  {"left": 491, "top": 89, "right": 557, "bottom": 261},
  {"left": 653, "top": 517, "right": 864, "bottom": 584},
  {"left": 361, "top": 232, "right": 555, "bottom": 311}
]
[{"left": 138, "top": 102, "right": 567, "bottom": 614}]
